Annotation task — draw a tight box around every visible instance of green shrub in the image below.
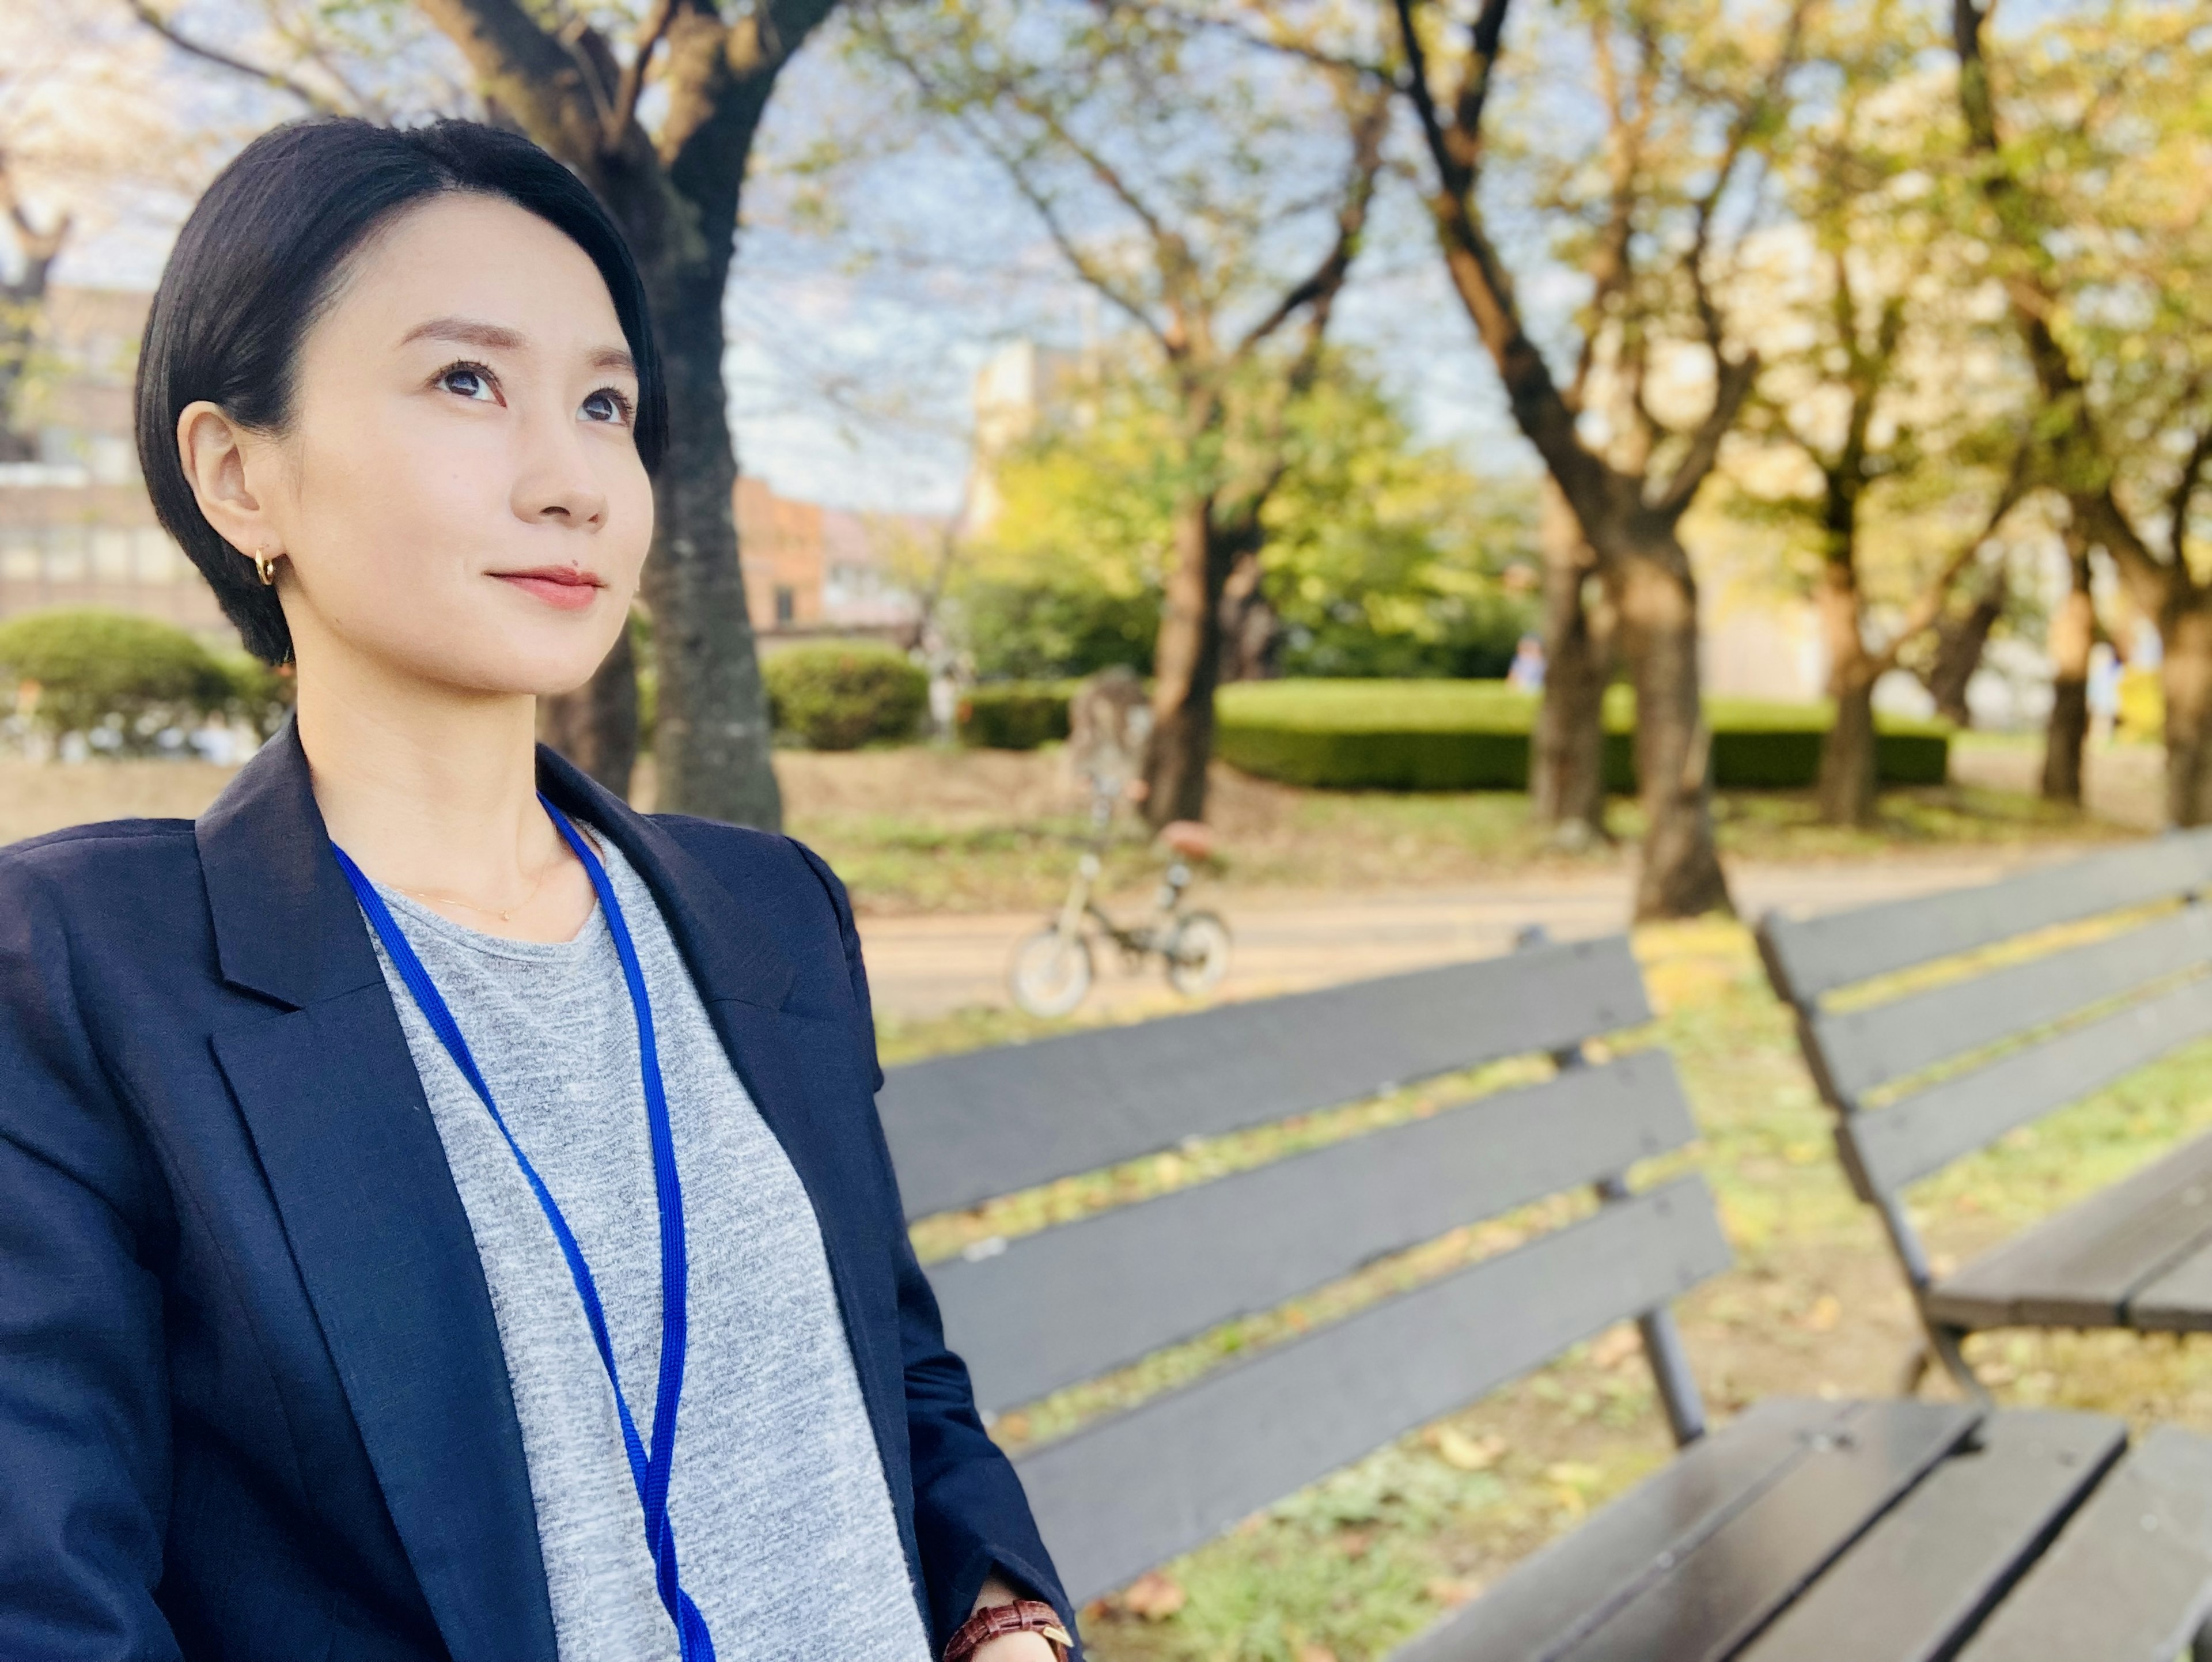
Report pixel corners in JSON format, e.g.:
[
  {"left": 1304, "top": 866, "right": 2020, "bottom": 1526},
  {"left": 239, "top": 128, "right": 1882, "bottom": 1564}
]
[
  {"left": 0, "top": 608, "right": 233, "bottom": 754},
  {"left": 762, "top": 642, "right": 927, "bottom": 751},
  {"left": 217, "top": 652, "right": 295, "bottom": 740},
  {"left": 957, "top": 574, "right": 1157, "bottom": 681},
  {"left": 957, "top": 682, "right": 1075, "bottom": 750},
  {"left": 1213, "top": 680, "right": 1950, "bottom": 792}
]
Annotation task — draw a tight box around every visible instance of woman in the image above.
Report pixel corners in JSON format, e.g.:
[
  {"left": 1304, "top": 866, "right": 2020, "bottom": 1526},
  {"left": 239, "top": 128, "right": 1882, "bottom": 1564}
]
[{"left": 0, "top": 119, "right": 1073, "bottom": 1662}]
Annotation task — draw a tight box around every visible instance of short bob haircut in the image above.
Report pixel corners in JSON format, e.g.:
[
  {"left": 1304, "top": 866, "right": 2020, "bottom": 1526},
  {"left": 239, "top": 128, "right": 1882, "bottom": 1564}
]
[{"left": 136, "top": 118, "right": 667, "bottom": 665}]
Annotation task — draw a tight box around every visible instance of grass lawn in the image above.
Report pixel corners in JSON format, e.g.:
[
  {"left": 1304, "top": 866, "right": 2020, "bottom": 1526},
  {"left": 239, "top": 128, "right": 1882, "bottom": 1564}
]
[
  {"left": 887, "top": 918, "right": 2212, "bottom": 1662},
  {"left": 778, "top": 748, "right": 2119, "bottom": 916}
]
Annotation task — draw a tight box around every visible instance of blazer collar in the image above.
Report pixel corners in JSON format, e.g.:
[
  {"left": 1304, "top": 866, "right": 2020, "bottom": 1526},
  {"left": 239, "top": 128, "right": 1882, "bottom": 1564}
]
[{"left": 195, "top": 720, "right": 794, "bottom": 1014}]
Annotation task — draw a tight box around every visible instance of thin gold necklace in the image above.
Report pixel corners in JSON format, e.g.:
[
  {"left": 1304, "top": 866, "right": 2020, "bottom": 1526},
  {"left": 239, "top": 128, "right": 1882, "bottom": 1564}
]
[{"left": 385, "top": 827, "right": 602, "bottom": 925}]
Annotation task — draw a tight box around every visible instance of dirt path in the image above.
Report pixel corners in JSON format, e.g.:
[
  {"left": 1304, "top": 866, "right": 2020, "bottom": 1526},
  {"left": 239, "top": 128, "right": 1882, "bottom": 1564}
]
[{"left": 859, "top": 847, "right": 2095, "bottom": 1019}]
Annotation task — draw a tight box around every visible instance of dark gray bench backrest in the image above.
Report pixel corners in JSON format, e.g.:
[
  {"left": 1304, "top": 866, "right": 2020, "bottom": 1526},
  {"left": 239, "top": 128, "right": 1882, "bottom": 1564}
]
[
  {"left": 879, "top": 937, "right": 1731, "bottom": 1603},
  {"left": 1758, "top": 830, "right": 2212, "bottom": 1199}
]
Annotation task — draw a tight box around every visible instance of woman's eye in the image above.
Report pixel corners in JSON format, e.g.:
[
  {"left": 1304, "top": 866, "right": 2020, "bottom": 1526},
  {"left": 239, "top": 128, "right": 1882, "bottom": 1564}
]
[
  {"left": 581, "top": 388, "right": 633, "bottom": 425},
  {"left": 437, "top": 364, "right": 498, "bottom": 402}
]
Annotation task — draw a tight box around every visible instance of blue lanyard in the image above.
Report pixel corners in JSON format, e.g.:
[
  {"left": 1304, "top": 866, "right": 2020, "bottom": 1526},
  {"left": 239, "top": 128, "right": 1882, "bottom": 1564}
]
[{"left": 334, "top": 798, "right": 714, "bottom": 1662}]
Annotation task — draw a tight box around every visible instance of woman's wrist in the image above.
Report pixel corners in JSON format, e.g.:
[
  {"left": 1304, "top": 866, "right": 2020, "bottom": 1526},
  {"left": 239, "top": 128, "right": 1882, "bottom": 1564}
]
[{"left": 956, "top": 1575, "right": 1070, "bottom": 1661}]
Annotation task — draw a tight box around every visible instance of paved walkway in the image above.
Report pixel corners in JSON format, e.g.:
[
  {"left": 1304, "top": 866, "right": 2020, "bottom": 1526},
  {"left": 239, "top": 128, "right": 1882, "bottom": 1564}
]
[{"left": 858, "top": 847, "right": 2095, "bottom": 1020}]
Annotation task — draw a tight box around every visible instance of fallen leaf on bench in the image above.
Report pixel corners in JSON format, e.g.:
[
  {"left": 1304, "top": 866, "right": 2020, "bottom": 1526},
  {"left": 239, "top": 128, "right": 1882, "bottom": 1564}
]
[
  {"left": 1120, "top": 1572, "right": 1187, "bottom": 1620},
  {"left": 1429, "top": 1428, "right": 1504, "bottom": 1471}
]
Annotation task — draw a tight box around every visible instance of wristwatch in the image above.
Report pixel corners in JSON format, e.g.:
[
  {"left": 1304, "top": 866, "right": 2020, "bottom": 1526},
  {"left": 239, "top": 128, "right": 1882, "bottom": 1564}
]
[{"left": 942, "top": 1598, "right": 1073, "bottom": 1661}]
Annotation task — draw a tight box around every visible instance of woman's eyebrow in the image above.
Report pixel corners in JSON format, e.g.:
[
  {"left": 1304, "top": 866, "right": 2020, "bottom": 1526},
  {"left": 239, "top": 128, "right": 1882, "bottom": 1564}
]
[
  {"left": 401, "top": 316, "right": 632, "bottom": 376},
  {"left": 400, "top": 316, "right": 527, "bottom": 353}
]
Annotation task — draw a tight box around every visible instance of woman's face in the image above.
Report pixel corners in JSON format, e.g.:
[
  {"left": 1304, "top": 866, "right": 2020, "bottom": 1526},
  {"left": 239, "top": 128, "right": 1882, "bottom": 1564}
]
[{"left": 192, "top": 192, "right": 653, "bottom": 696}]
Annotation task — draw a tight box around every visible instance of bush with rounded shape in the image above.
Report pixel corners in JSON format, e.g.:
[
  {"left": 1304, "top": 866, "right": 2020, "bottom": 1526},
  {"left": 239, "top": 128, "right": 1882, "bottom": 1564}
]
[
  {"left": 763, "top": 642, "right": 927, "bottom": 751},
  {"left": 217, "top": 651, "right": 296, "bottom": 740},
  {"left": 957, "top": 682, "right": 1076, "bottom": 751},
  {"left": 0, "top": 608, "right": 234, "bottom": 754}
]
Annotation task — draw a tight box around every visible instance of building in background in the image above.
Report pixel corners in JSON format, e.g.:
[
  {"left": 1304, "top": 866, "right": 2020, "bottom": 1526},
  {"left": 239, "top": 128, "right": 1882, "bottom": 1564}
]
[
  {"left": 0, "top": 287, "right": 227, "bottom": 639},
  {"left": 734, "top": 475, "right": 929, "bottom": 645}
]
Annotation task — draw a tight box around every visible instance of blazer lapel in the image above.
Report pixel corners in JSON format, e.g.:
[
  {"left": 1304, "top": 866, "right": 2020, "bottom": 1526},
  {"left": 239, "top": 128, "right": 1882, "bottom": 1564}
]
[{"left": 197, "top": 726, "right": 555, "bottom": 1662}]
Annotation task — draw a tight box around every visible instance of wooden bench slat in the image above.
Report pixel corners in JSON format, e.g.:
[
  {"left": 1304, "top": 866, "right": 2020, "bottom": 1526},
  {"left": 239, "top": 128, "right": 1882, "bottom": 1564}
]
[
  {"left": 1012, "top": 1177, "right": 1732, "bottom": 1604},
  {"left": 1758, "top": 832, "right": 2212, "bottom": 1002},
  {"left": 1847, "top": 974, "right": 2212, "bottom": 1197},
  {"left": 935, "top": 1051, "right": 1697, "bottom": 1414},
  {"left": 1735, "top": 1409, "right": 2126, "bottom": 1662},
  {"left": 1809, "top": 906, "right": 2212, "bottom": 1104},
  {"left": 1924, "top": 1129, "right": 2212, "bottom": 1330},
  {"left": 1403, "top": 1399, "right": 1980, "bottom": 1662},
  {"left": 1955, "top": 1425, "right": 2212, "bottom": 1662},
  {"left": 881, "top": 936, "right": 1652, "bottom": 1220},
  {"left": 1548, "top": 1399, "right": 1977, "bottom": 1662},
  {"left": 1390, "top": 1399, "right": 1859, "bottom": 1662},
  {"left": 2116, "top": 1228, "right": 2212, "bottom": 1332}
]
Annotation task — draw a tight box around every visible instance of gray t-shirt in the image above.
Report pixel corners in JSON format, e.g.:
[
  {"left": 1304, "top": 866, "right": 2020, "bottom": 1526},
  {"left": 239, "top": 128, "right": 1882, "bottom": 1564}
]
[{"left": 363, "top": 838, "right": 933, "bottom": 1662}]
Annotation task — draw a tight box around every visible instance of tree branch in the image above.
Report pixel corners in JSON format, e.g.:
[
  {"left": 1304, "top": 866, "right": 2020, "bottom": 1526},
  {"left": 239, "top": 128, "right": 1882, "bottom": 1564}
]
[
  {"left": 2170, "top": 416, "right": 2212, "bottom": 566},
  {"left": 1392, "top": 0, "right": 1612, "bottom": 511},
  {"left": 864, "top": 25, "right": 1170, "bottom": 349},
  {"left": 1232, "top": 79, "right": 1388, "bottom": 362},
  {"left": 413, "top": 0, "right": 611, "bottom": 166},
  {"left": 1871, "top": 453, "right": 2031, "bottom": 676},
  {"left": 124, "top": 0, "right": 348, "bottom": 113},
  {"left": 611, "top": 0, "right": 678, "bottom": 140},
  {"left": 1651, "top": 351, "right": 1758, "bottom": 520}
]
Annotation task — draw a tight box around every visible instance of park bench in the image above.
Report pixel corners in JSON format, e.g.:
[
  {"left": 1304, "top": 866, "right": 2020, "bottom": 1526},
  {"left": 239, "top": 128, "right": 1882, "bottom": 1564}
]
[
  {"left": 1759, "top": 827, "right": 2212, "bottom": 1398},
  {"left": 877, "top": 936, "right": 2212, "bottom": 1660}
]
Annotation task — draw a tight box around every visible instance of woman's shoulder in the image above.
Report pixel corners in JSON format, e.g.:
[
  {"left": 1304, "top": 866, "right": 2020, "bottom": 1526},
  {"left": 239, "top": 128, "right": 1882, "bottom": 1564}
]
[
  {"left": 0, "top": 817, "right": 203, "bottom": 900},
  {"left": 647, "top": 813, "right": 847, "bottom": 900}
]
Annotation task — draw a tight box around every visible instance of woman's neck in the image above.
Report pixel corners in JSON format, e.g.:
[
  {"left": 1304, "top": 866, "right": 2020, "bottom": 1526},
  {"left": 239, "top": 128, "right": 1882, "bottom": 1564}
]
[{"left": 293, "top": 645, "right": 600, "bottom": 943}]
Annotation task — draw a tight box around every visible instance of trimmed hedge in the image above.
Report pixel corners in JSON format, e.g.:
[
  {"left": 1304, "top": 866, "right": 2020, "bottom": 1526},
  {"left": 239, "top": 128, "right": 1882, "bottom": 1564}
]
[
  {"left": 957, "top": 681, "right": 1075, "bottom": 750},
  {"left": 1214, "top": 680, "right": 1950, "bottom": 792},
  {"left": 0, "top": 608, "right": 239, "bottom": 754},
  {"left": 762, "top": 642, "right": 927, "bottom": 751}
]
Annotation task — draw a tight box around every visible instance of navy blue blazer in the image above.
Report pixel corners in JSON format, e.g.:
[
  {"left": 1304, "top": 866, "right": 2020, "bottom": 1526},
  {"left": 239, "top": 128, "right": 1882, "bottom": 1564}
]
[{"left": 0, "top": 726, "right": 1071, "bottom": 1661}]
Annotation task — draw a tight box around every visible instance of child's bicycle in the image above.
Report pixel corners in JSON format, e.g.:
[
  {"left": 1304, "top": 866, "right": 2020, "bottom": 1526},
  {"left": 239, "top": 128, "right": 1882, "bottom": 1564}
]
[{"left": 1007, "top": 784, "right": 1231, "bottom": 1017}]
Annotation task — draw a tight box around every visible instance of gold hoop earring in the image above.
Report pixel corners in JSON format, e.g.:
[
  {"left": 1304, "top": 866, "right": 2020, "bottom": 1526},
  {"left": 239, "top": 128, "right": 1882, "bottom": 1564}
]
[{"left": 252, "top": 545, "right": 279, "bottom": 588}]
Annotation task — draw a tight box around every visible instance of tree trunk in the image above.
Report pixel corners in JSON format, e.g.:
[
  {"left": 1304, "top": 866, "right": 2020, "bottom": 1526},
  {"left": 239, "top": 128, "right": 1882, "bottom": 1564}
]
[
  {"left": 2162, "top": 600, "right": 2212, "bottom": 827},
  {"left": 539, "top": 618, "right": 640, "bottom": 797},
  {"left": 1531, "top": 479, "right": 1609, "bottom": 842},
  {"left": 1145, "top": 495, "right": 1232, "bottom": 824},
  {"left": 1615, "top": 539, "right": 1733, "bottom": 920},
  {"left": 1814, "top": 558, "right": 1879, "bottom": 827},
  {"left": 1923, "top": 578, "right": 2001, "bottom": 728},
  {"left": 637, "top": 260, "right": 783, "bottom": 829},
  {"left": 2040, "top": 547, "right": 2093, "bottom": 804},
  {"left": 1218, "top": 549, "right": 1281, "bottom": 683}
]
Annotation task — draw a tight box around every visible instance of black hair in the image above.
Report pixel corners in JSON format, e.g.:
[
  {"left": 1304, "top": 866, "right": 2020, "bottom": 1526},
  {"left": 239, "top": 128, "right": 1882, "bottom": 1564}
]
[{"left": 135, "top": 118, "right": 667, "bottom": 665}]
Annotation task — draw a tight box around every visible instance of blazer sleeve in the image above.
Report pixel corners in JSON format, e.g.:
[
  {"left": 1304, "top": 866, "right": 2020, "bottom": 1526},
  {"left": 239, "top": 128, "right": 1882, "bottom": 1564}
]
[
  {"left": 0, "top": 859, "right": 179, "bottom": 1661},
  {"left": 787, "top": 841, "right": 1080, "bottom": 1653}
]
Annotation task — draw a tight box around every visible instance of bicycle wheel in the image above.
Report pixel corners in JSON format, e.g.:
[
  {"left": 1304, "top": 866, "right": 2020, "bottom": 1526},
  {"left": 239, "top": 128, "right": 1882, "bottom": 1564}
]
[
  {"left": 1163, "top": 910, "right": 1231, "bottom": 997},
  {"left": 1009, "top": 927, "right": 1094, "bottom": 1016}
]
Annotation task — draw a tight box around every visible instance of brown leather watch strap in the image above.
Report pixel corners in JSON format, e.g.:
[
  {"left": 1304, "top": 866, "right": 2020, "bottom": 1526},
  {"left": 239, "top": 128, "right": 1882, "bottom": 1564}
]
[{"left": 942, "top": 1598, "right": 1073, "bottom": 1661}]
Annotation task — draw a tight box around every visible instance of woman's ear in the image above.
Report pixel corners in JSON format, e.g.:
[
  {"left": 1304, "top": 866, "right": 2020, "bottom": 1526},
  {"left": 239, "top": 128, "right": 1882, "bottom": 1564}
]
[{"left": 176, "top": 400, "right": 282, "bottom": 561}]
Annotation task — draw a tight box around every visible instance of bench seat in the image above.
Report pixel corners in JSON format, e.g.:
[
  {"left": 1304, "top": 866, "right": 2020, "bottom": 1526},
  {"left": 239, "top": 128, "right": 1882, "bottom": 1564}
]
[
  {"left": 1923, "top": 1125, "right": 2212, "bottom": 1331},
  {"left": 1403, "top": 1401, "right": 2212, "bottom": 1662}
]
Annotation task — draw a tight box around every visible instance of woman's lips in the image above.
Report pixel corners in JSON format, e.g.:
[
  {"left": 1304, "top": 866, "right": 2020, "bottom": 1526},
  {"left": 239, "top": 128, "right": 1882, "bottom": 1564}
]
[{"left": 493, "top": 567, "right": 603, "bottom": 612}]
